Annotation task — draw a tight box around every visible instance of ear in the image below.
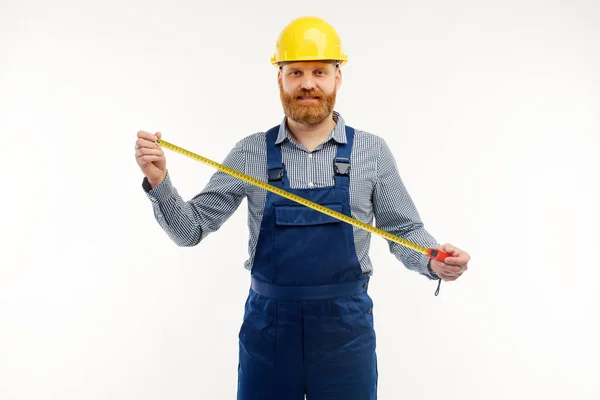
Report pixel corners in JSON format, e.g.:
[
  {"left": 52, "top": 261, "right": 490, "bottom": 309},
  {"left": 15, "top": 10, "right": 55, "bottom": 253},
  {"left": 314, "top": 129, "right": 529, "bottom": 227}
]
[{"left": 335, "top": 67, "right": 343, "bottom": 90}]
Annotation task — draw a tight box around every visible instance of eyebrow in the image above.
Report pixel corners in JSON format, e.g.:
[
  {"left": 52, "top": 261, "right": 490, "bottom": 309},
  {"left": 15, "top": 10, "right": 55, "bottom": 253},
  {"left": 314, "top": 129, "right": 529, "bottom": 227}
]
[{"left": 286, "top": 66, "right": 330, "bottom": 72}]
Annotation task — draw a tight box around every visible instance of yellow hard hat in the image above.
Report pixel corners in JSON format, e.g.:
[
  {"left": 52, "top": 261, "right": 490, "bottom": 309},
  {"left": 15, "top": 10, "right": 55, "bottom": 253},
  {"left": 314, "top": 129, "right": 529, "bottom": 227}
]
[{"left": 270, "top": 16, "right": 348, "bottom": 67}]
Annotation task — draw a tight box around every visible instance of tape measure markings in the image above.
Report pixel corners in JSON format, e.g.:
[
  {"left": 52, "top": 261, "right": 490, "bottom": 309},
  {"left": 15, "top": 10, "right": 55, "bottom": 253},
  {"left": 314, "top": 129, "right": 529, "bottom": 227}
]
[{"left": 156, "top": 138, "right": 446, "bottom": 260}]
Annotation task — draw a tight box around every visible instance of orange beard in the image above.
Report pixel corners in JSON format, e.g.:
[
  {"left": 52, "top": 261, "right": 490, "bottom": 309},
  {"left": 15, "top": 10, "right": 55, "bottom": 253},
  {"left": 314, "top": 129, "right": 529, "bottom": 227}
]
[{"left": 279, "top": 80, "right": 337, "bottom": 125}]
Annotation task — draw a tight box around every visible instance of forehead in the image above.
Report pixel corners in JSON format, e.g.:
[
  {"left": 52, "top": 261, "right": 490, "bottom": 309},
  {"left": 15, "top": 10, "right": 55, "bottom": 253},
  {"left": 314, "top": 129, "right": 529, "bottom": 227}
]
[{"left": 280, "top": 61, "right": 337, "bottom": 71}]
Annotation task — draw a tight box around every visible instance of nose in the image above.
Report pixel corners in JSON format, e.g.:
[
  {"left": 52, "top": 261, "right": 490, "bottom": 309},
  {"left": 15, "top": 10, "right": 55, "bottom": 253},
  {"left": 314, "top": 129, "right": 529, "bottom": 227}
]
[{"left": 300, "top": 75, "right": 316, "bottom": 90}]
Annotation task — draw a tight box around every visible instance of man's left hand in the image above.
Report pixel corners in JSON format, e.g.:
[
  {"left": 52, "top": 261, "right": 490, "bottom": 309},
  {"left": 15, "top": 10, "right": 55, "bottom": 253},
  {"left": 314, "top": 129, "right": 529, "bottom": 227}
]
[{"left": 430, "top": 243, "right": 470, "bottom": 281}]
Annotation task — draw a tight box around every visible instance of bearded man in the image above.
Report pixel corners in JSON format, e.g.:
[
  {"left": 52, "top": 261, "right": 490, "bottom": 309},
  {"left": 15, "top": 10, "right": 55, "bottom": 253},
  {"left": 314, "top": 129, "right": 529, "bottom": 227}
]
[{"left": 134, "top": 15, "right": 470, "bottom": 400}]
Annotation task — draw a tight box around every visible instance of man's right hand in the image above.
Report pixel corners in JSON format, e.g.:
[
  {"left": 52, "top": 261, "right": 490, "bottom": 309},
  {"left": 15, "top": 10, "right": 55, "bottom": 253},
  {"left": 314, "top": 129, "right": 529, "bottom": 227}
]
[{"left": 135, "top": 130, "right": 167, "bottom": 189}]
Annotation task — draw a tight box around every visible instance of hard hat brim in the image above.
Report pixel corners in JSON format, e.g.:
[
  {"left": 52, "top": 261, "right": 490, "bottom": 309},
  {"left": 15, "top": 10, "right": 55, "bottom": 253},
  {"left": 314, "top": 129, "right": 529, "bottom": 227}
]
[{"left": 270, "top": 55, "right": 348, "bottom": 67}]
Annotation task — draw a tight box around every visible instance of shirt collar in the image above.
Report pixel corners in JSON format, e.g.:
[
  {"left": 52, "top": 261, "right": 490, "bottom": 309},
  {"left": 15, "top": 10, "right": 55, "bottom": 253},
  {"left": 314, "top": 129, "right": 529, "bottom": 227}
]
[{"left": 275, "top": 110, "right": 347, "bottom": 145}]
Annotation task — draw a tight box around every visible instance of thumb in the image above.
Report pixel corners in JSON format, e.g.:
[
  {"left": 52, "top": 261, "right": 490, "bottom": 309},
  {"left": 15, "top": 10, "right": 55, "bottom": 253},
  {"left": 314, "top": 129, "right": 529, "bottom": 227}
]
[
  {"left": 156, "top": 131, "right": 162, "bottom": 140},
  {"left": 441, "top": 243, "right": 457, "bottom": 255}
]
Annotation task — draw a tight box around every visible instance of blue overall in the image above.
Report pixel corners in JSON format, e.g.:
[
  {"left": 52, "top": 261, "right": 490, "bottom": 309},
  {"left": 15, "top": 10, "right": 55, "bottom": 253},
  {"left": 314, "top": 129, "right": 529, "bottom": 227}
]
[{"left": 237, "top": 125, "right": 378, "bottom": 400}]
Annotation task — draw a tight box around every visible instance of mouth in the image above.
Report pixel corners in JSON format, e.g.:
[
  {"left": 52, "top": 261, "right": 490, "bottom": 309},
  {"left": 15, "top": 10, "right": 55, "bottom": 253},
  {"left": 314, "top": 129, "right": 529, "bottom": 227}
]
[{"left": 297, "top": 96, "right": 320, "bottom": 101}]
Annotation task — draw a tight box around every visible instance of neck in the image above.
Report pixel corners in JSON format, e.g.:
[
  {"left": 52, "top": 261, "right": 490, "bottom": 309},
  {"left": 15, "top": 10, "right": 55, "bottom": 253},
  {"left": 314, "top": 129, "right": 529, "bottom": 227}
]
[{"left": 286, "top": 113, "right": 336, "bottom": 151}]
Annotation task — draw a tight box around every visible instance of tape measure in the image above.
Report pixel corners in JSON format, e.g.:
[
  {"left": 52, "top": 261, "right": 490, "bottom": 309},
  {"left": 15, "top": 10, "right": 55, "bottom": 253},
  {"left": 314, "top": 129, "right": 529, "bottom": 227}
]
[{"left": 156, "top": 138, "right": 450, "bottom": 265}]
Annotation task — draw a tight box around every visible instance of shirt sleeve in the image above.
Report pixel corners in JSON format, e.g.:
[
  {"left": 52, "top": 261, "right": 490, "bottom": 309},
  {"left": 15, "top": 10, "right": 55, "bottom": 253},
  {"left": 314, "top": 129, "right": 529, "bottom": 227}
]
[
  {"left": 141, "top": 139, "right": 246, "bottom": 247},
  {"left": 372, "top": 138, "right": 440, "bottom": 280}
]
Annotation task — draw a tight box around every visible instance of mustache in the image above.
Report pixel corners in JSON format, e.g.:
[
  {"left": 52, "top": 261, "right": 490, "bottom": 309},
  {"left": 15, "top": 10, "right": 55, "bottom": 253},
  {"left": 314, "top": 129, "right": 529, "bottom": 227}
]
[{"left": 293, "top": 89, "right": 323, "bottom": 99}]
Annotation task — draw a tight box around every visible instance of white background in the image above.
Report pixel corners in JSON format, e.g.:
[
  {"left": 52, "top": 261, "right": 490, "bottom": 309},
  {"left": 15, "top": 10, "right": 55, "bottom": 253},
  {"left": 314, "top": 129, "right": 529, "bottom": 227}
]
[{"left": 1, "top": 0, "right": 599, "bottom": 399}]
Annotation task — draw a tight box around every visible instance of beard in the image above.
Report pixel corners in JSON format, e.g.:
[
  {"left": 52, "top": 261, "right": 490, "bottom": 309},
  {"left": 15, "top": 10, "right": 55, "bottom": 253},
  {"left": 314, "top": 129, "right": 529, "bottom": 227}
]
[{"left": 278, "top": 80, "right": 337, "bottom": 125}]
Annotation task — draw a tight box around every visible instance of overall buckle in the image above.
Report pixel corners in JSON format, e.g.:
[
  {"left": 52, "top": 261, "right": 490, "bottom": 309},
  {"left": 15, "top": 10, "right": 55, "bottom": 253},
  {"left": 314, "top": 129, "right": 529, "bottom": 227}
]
[
  {"left": 334, "top": 158, "right": 350, "bottom": 175},
  {"left": 268, "top": 166, "right": 284, "bottom": 182}
]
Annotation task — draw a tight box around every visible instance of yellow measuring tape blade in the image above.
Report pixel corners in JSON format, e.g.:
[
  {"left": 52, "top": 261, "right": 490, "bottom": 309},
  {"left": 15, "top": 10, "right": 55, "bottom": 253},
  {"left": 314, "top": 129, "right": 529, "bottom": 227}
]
[{"left": 156, "top": 138, "right": 429, "bottom": 255}]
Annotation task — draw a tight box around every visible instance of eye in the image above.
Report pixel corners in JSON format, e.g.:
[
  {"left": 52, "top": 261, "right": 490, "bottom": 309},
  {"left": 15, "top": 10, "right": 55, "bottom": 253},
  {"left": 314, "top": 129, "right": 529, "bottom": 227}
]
[{"left": 290, "top": 70, "right": 302, "bottom": 76}]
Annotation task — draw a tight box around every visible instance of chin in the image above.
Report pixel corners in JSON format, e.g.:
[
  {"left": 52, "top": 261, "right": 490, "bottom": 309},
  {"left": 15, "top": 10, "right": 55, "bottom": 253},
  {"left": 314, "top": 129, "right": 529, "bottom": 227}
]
[{"left": 294, "top": 114, "right": 328, "bottom": 125}]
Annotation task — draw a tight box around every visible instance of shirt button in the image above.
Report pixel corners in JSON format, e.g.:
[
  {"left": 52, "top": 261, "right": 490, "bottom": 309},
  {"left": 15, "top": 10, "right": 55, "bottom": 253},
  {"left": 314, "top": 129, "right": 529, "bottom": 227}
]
[
  {"left": 308, "top": 182, "right": 314, "bottom": 187},
  {"left": 308, "top": 153, "right": 313, "bottom": 158}
]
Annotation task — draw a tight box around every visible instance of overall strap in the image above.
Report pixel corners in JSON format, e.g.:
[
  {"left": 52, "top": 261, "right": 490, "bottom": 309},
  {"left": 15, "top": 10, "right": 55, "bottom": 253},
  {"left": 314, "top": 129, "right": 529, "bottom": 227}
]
[
  {"left": 334, "top": 125, "right": 355, "bottom": 188},
  {"left": 265, "top": 125, "right": 286, "bottom": 188},
  {"left": 266, "top": 124, "right": 355, "bottom": 189}
]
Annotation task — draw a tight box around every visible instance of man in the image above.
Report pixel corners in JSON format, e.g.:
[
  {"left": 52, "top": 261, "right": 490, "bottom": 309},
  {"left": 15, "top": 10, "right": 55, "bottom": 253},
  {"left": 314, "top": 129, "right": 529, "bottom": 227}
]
[{"left": 135, "top": 16, "right": 469, "bottom": 400}]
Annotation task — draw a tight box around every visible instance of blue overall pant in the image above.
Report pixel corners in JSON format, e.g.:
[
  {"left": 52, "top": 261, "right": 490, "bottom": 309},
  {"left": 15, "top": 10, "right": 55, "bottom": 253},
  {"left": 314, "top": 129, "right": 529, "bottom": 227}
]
[{"left": 237, "top": 125, "right": 378, "bottom": 400}]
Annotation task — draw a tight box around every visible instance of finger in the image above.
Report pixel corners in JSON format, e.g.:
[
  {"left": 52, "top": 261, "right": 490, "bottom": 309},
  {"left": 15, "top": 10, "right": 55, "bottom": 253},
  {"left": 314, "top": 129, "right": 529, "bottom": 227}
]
[
  {"left": 136, "top": 147, "right": 163, "bottom": 157},
  {"left": 443, "top": 256, "right": 467, "bottom": 266},
  {"left": 136, "top": 137, "right": 161, "bottom": 150},
  {"left": 430, "top": 261, "right": 458, "bottom": 279},
  {"left": 443, "top": 267, "right": 462, "bottom": 278},
  {"left": 431, "top": 260, "right": 458, "bottom": 275},
  {"left": 429, "top": 259, "right": 444, "bottom": 274},
  {"left": 441, "top": 243, "right": 458, "bottom": 254},
  {"left": 437, "top": 271, "right": 457, "bottom": 281},
  {"left": 432, "top": 260, "right": 460, "bottom": 273},
  {"left": 441, "top": 266, "right": 462, "bottom": 276},
  {"left": 446, "top": 264, "right": 467, "bottom": 275},
  {"left": 138, "top": 154, "right": 164, "bottom": 163},
  {"left": 137, "top": 130, "right": 158, "bottom": 142}
]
